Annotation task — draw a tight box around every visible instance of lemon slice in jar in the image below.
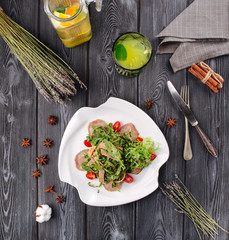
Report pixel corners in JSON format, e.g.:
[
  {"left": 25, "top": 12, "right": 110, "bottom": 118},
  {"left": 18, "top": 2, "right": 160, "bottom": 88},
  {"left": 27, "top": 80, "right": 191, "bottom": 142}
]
[
  {"left": 53, "top": 11, "right": 71, "bottom": 19},
  {"left": 53, "top": 5, "right": 80, "bottom": 28}
]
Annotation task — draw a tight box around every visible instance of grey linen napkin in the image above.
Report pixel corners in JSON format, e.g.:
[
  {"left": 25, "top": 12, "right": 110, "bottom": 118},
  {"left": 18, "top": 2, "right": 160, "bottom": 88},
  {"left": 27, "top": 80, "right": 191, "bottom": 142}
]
[{"left": 156, "top": 0, "right": 229, "bottom": 72}]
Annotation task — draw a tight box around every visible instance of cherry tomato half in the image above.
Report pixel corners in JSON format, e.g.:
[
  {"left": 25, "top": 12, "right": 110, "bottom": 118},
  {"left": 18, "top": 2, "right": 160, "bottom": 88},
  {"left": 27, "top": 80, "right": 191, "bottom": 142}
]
[
  {"left": 86, "top": 172, "right": 96, "bottom": 180},
  {"left": 150, "top": 153, "right": 157, "bottom": 161},
  {"left": 113, "top": 121, "right": 121, "bottom": 132},
  {"left": 84, "top": 139, "right": 92, "bottom": 147},
  {"left": 124, "top": 174, "right": 134, "bottom": 183},
  {"left": 137, "top": 137, "right": 143, "bottom": 142}
]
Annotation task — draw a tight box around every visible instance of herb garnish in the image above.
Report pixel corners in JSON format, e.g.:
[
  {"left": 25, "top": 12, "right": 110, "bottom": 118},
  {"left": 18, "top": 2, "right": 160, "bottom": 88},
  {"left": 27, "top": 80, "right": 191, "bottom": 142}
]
[
  {"left": 88, "top": 182, "right": 102, "bottom": 188},
  {"left": 82, "top": 124, "right": 159, "bottom": 190}
]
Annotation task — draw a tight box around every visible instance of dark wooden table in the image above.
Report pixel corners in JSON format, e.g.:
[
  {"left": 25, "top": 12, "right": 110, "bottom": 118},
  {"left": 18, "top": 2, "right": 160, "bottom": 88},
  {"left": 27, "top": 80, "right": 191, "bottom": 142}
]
[{"left": 1, "top": 0, "right": 229, "bottom": 239}]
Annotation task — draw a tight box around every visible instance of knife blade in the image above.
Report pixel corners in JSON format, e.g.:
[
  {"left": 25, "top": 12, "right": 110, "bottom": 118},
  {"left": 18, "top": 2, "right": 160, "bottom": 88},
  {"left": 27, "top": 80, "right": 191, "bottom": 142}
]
[
  {"left": 167, "top": 81, "right": 217, "bottom": 158},
  {"left": 167, "top": 81, "right": 198, "bottom": 126}
]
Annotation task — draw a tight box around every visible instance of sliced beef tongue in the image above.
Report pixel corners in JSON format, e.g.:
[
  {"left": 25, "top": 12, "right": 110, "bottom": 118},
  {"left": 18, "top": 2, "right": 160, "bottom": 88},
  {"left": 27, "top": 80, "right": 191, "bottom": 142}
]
[
  {"left": 86, "top": 157, "right": 96, "bottom": 167},
  {"left": 98, "top": 170, "right": 105, "bottom": 183},
  {"left": 103, "top": 181, "right": 122, "bottom": 192},
  {"left": 98, "top": 142, "right": 114, "bottom": 159},
  {"left": 119, "top": 123, "right": 139, "bottom": 140},
  {"left": 131, "top": 168, "right": 142, "bottom": 175},
  {"left": 75, "top": 149, "right": 89, "bottom": 171},
  {"left": 116, "top": 146, "right": 123, "bottom": 151},
  {"left": 88, "top": 119, "right": 107, "bottom": 136}
]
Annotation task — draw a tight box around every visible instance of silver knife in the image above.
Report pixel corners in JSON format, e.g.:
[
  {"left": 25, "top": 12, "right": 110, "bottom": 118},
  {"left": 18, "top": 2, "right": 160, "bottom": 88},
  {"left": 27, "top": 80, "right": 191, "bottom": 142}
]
[{"left": 167, "top": 81, "right": 217, "bottom": 158}]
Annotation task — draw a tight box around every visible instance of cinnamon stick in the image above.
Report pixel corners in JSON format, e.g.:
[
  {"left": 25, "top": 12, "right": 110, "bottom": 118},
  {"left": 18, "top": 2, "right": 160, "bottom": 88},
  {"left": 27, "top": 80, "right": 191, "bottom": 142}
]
[
  {"left": 199, "top": 63, "right": 224, "bottom": 87},
  {"left": 191, "top": 64, "right": 219, "bottom": 88},
  {"left": 188, "top": 67, "right": 219, "bottom": 93}
]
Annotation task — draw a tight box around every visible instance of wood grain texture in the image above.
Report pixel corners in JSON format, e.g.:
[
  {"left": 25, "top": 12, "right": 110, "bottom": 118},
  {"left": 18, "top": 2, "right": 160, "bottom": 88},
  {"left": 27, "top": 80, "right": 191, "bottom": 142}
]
[
  {"left": 36, "top": 1, "right": 87, "bottom": 239},
  {"left": 86, "top": 0, "right": 138, "bottom": 239},
  {"left": 184, "top": 56, "right": 229, "bottom": 240},
  {"left": 136, "top": 0, "right": 190, "bottom": 239},
  {"left": 0, "top": 0, "right": 229, "bottom": 239},
  {"left": 0, "top": 1, "right": 38, "bottom": 239}
]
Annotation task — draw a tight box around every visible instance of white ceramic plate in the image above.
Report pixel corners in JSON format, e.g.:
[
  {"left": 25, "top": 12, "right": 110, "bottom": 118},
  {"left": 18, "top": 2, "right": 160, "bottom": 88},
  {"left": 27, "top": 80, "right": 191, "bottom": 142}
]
[{"left": 58, "top": 97, "right": 169, "bottom": 207}]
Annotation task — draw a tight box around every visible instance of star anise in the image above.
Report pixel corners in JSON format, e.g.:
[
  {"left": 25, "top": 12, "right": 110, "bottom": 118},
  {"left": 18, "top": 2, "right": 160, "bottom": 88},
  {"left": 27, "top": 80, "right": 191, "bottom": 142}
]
[
  {"left": 31, "top": 169, "right": 41, "bottom": 178},
  {"left": 48, "top": 115, "right": 57, "bottom": 125},
  {"left": 43, "top": 139, "right": 53, "bottom": 148},
  {"left": 144, "top": 99, "right": 154, "bottom": 109},
  {"left": 166, "top": 117, "right": 176, "bottom": 128},
  {"left": 43, "top": 185, "right": 56, "bottom": 193},
  {"left": 21, "top": 138, "right": 31, "bottom": 147},
  {"left": 56, "top": 195, "right": 65, "bottom": 203},
  {"left": 36, "top": 155, "right": 48, "bottom": 165}
]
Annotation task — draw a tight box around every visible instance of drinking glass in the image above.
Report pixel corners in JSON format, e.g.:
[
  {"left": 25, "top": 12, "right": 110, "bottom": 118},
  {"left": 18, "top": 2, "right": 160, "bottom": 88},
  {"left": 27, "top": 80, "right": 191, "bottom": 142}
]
[{"left": 112, "top": 32, "right": 152, "bottom": 77}]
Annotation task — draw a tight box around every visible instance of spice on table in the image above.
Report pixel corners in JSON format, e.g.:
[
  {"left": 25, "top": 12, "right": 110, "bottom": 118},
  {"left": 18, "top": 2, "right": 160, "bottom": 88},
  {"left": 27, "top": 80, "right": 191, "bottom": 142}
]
[
  {"left": 56, "top": 195, "right": 65, "bottom": 203},
  {"left": 161, "top": 175, "right": 229, "bottom": 240},
  {"left": 144, "top": 99, "right": 154, "bottom": 109},
  {"left": 43, "top": 139, "right": 53, "bottom": 148},
  {"left": 31, "top": 169, "right": 41, "bottom": 178},
  {"left": 36, "top": 155, "right": 48, "bottom": 166},
  {"left": 189, "top": 62, "right": 224, "bottom": 93},
  {"left": 21, "top": 138, "right": 31, "bottom": 147},
  {"left": 48, "top": 115, "right": 58, "bottom": 125},
  {"left": 166, "top": 117, "right": 176, "bottom": 128},
  {"left": 43, "top": 185, "right": 56, "bottom": 193}
]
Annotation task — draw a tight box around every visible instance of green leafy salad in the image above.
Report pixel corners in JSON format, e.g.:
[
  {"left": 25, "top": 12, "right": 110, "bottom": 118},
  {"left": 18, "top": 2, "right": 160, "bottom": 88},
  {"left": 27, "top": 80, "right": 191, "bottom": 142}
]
[{"left": 76, "top": 120, "right": 159, "bottom": 192}]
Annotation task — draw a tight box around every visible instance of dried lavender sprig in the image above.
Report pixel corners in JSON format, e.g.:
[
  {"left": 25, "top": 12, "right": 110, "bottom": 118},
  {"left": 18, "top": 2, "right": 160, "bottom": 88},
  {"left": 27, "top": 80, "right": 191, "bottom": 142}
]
[
  {"left": 0, "top": 8, "right": 86, "bottom": 105},
  {"left": 161, "top": 176, "right": 229, "bottom": 240},
  {"left": 165, "top": 182, "right": 224, "bottom": 238}
]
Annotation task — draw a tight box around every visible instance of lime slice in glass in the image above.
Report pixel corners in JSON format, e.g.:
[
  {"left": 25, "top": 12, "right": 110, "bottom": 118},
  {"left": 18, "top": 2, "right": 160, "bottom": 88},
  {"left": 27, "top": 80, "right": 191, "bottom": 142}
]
[{"left": 115, "top": 44, "right": 127, "bottom": 61}]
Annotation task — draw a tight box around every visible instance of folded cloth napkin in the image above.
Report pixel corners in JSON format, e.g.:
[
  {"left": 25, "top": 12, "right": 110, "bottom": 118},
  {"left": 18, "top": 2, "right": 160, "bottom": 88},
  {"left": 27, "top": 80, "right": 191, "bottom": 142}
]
[{"left": 156, "top": 0, "right": 229, "bottom": 72}]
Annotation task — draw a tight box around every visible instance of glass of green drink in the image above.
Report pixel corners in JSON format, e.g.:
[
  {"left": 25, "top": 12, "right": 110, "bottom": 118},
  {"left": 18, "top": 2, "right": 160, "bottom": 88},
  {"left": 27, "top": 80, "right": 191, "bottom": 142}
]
[{"left": 112, "top": 32, "right": 152, "bottom": 77}]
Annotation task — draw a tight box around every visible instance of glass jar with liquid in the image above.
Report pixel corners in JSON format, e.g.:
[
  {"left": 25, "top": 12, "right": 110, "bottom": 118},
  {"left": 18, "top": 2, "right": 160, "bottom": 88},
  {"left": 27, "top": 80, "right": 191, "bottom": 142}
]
[{"left": 44, "top": 0, "right": 102, "bottom": 48}]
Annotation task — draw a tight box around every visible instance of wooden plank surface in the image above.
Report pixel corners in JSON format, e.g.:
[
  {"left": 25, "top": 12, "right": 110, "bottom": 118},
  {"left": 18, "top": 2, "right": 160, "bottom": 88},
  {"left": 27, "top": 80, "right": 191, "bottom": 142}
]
[
  {"left": 184, "top": 56, "right": 229, "bottom": 240},
  {"left": 0, "top": 1, "right": 38, "bottom": 239},
  {"left": 136, "top": 1, "right": 188, "bottom": 239},
  {"left": 36, "top": 1, "right": 88, "bottom": 239},
  {"left": 86, "top": 1, "right": 138, "bottom": 239},
  {"left": 0, "top": 0, "right": 229, "bottom": 240}
]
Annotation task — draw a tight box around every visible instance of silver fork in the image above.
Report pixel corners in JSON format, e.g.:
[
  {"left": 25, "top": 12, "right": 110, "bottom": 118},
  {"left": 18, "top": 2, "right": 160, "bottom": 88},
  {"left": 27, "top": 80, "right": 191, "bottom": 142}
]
[{"left": 180, "top": 85, "right": 193, "bottom": 160}]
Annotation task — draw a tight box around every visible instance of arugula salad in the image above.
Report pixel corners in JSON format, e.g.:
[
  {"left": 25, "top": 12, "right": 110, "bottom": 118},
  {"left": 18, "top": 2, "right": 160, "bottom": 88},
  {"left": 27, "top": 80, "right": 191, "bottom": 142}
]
[{"left": 74, "top": 119, "right": 159, "bottom": 192}]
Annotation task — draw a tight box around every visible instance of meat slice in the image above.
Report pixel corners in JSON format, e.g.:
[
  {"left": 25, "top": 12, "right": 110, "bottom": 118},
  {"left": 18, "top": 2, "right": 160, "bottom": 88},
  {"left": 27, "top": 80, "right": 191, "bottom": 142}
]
[
  {"left": 88, "top": 119, "right": 107, "bottom": 136},
  {"left": 103, "top": 181, "right": 122, "bottom": 192},
  {"left": 98, "top": 170, "right": 105, "bottom": 183},
  {"left": 86, "top": 157, "right": 97, "bottom": 166},
  {"left": 75, "top": 149, "right": 88, "bottom": 171},
  {"left": 116, "top": 146, "right": 123, "bottom": 151},
  {"left": 119, "top": 123, "right": 139, "bottom": 140},
  {"left": 131, "top": 168, "right": 142, "bottom": 175},
  {"left": 98, "top": 142, "right": 114, "bottom": 159}
]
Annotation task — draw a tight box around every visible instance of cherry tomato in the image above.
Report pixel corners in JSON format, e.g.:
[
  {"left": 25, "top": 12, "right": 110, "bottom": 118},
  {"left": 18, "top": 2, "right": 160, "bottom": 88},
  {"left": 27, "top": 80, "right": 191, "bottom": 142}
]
[
  {"left": 137, "top": 137, "right": 143, "bottom": 142},
  {"left": 84, "top": 139, "right": 92, "bottom": 147},
  {"left": 113, "top": 121, "right": 121, "bottom": 132},
  {"left": 150, "top": 153, "right": 157, "bottom": 161},
  {"left": 86, "top": 172, "right": 96, "bottom": 180},
  {"left": 124, "top": 174, "right": 134, "bottom": 183}
]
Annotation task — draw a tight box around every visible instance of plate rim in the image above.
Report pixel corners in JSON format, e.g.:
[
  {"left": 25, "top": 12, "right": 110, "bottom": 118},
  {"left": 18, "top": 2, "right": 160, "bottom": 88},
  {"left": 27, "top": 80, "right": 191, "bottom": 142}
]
[{"left": 58, "top": 97, "right": 170, "bottom": 206}]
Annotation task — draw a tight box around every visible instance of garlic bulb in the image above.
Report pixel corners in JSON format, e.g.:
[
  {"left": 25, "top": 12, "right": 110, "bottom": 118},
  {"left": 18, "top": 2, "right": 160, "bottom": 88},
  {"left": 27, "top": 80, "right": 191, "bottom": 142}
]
[{"left": 35, "top": 204, "right": 52, "bottom": 223}]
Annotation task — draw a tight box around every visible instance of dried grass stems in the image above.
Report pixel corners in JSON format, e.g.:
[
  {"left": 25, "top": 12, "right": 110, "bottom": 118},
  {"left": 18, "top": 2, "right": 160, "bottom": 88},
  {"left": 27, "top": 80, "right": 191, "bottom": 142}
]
[
  {"left": 0, "top": 9, "right": 86, "bottom": 105},
  {"left": 160, "top": 175, "right": 229, "bottom": 240}
]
